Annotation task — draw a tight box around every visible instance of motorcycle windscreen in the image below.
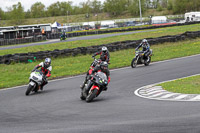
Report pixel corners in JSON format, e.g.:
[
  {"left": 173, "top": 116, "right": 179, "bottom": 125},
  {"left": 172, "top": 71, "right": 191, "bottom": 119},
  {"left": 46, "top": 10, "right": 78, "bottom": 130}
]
[{"left": 96, "top": 72, "right": 107, "bottom": 81}]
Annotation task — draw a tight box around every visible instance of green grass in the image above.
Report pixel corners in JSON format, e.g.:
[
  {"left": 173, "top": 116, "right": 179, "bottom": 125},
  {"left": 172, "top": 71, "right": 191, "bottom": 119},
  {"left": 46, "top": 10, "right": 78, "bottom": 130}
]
[
  {"left": 1, "top": 38, "right": 200, "bottom": 89},
  {"left": 158, "top": 75, "right": 200, "bottom": 94},
  {"left": 1, "top": 23, "right": 200, "bottom": 56}
]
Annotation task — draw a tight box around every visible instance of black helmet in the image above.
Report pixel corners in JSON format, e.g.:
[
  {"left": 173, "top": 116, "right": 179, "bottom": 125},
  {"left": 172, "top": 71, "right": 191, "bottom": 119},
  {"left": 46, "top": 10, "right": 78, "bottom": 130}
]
[
  {"left": 100, "top": 61, "right": 108, "bottom": 71},
  {"left": 44, "top": 58, "right": 51, "bottom": 68}
]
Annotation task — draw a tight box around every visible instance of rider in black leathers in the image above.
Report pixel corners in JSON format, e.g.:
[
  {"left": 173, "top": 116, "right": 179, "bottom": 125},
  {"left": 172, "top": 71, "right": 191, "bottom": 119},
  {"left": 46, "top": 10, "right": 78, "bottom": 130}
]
[
  {"left": 92, "top": 46, "right": 110, "bottom": 63},
  {"left": 135, "top": 39, "right": 151, "bottom": 62},
  {"left": 82, "top": 61, "right": 110, "bottom": 94}
]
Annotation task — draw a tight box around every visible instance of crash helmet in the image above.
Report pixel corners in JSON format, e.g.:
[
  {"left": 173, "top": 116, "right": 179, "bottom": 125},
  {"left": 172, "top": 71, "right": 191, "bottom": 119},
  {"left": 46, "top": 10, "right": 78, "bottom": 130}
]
[
  {"left": 100, "top": 61, "right": 108, "bottom": 71},
  {"left": 102, "top": 46, "right": 108, "bottom": 53},
  {"left": 142, "top": 39, "right": 147, "bottom": 45},
  {"left": 44, "top": 58, "right": 51, "bottom": 68}
]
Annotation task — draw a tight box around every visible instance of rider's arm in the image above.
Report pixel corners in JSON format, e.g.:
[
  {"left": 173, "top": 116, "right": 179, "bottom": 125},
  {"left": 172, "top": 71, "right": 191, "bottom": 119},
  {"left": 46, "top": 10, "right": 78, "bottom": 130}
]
[
  {"left": 91, "top": 65, "right": 99, "bottom": 74},
  {"left": 135, "top": 44, "right": 142, "bottom": 51},
  {"left": 106, "top": 52, "right": 110, "bottom": 62},
  {"left": 93, "top": 51, "right": 101, "bottom": 57},
  {"left": 144, "top": 43, "right": 150, "bottom": 53},
  {"left": 106, "top": 70, "right": 111, "bottom": 84},
  {"left": 46, "top": 66, "right": 52, "bottom": 78},
  {"left": 32, "top": 62, "right": 42, "bottom": 72}
]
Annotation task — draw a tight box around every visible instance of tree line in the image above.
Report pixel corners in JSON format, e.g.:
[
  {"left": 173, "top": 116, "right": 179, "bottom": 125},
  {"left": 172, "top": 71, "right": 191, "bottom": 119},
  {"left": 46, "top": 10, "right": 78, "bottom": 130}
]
[{"left": 0, "top": 0, "right": 199, "bottom": 21}]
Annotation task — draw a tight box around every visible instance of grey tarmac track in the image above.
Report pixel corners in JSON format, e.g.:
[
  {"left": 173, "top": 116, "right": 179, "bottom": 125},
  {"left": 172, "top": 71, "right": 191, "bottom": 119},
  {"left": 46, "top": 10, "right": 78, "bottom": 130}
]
[
  {"left": 0, "top": 29, "right": 160, "bottom": 50},
  {"left": 1, "top": 54, "right": 200, "bottom": 133}
]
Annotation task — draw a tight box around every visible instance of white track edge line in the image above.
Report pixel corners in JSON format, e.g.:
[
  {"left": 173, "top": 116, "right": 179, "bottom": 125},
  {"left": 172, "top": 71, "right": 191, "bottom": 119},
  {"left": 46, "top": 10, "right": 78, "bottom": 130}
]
[{"left": 134, "top": 73, "right": 200, "bottom": 102}]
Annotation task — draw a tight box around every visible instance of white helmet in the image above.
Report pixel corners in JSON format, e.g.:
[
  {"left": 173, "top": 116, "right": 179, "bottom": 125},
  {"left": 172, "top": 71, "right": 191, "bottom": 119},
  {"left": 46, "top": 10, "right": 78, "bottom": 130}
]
[
  {"left": 102, "top": 46, "right": 108, "bottom": 53},
  {"left": 142, "top": 39, "right": 147, "bottom": 44}
]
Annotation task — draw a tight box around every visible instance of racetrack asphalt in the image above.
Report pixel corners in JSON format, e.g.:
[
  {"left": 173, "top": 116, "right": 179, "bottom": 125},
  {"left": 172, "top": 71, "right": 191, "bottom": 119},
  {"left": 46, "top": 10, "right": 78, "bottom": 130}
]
[
  {"left": 0, "top": 29, "right": 160, "bottom": 50},
  {"left": 1, "top": 54, "right": 200, "bottom": 133}
]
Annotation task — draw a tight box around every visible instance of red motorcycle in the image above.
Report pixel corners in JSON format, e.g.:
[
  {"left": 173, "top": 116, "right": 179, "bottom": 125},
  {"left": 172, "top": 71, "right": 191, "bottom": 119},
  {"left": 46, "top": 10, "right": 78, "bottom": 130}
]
[{"left": 81, "top": 71, "right": 108, "bottom": 102}]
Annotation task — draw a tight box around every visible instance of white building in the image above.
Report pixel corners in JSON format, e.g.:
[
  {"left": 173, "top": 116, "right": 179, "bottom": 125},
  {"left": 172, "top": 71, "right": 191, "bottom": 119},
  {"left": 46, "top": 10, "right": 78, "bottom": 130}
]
[
  {"left": 151, "top": 16, "right": 167, "bottom": 24},
  {"left": 185, "top": 12, "right": 200, "bottom": 22}
]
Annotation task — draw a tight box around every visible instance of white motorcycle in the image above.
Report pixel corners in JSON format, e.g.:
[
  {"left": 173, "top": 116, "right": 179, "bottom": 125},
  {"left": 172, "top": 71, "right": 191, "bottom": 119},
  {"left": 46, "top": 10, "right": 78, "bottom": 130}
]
[{"left": 25, "top": 69, "right": 45, "bottom": 96}]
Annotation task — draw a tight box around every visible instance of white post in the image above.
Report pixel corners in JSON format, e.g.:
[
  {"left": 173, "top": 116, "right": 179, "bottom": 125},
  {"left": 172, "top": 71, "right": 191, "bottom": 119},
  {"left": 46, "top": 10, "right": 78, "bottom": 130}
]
[{"left": 139, "top": 0, "right": 142, "bottom": 23}]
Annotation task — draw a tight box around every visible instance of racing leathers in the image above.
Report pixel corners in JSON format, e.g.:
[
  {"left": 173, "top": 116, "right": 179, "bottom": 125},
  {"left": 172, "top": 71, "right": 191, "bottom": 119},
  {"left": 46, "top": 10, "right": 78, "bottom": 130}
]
[
  {"left": 93, "top": 50, "right": 110, "bottom": 63},
  {"left": 32, "top": 62, "right": 52, "bottom": 89},
  {"left": 84, "top": 65, "right": 111, "bottom": 92}
]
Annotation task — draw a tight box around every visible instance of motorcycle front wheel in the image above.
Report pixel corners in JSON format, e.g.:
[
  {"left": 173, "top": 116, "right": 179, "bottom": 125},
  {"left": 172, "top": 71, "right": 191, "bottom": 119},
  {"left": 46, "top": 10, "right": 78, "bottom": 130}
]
[
  {"left": 131, "top": 57, "right": 137, "bottom": 68},
  {"left": 25, "top": 84, "right": 34, "bottom": 96},
  {"left": 86, "top": 89, "right": 98, "bottom": 103}
]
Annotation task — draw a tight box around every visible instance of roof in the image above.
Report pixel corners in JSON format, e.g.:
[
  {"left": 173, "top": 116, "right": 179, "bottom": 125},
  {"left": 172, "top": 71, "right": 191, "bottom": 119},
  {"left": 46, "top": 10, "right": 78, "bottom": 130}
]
[
  {"left": 152, "top": 16, "right": 167, "bottom": 21},
  {"left": 51, "top": 22, "right": 61, "bottom": 28}
]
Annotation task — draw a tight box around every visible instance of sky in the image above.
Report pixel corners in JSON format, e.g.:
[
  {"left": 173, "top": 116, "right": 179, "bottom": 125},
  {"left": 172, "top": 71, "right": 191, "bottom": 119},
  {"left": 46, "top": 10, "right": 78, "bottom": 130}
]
[{"left": 0, "top": 0, "right": 106, "bottom": 11}]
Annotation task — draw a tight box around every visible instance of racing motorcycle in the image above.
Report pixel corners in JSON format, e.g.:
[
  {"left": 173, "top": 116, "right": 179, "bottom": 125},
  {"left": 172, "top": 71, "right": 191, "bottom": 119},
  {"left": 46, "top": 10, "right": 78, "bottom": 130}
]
[
  {"left": 131, "top": 49, "right": 153, "bottom": 68},
  {"left": 25, "top": 69, "right": 45, "bottom": 96},
  {"left": 60, "top": 35, "right": 66, "bottom": 41},
  {"left": 80, "top": 71, "right": 108, "bottom": 102}
]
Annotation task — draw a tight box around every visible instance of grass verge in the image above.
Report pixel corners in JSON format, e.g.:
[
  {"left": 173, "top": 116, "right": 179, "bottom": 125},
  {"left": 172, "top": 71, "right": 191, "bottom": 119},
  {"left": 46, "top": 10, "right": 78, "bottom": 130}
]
[
  {"left": 157, "top": 75, "right": 200, "bottom": 94},
  {"left": 1, "top": 38, "right": 200, "bottom": 89},
  {"left": 1, "top": 23, "right": 200, "bottom": 56}
]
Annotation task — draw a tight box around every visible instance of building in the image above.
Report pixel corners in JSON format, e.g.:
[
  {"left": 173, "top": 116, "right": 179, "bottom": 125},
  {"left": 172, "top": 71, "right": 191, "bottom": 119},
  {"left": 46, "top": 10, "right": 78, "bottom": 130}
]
[{"left": 185, "top": 12, "right": 200, "bottom": 22}]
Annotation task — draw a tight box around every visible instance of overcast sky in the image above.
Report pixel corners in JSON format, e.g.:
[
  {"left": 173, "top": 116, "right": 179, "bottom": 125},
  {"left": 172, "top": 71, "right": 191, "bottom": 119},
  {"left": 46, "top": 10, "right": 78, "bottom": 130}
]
[{"left": 0, "top": 0, "right": 106, "bottom": 11}]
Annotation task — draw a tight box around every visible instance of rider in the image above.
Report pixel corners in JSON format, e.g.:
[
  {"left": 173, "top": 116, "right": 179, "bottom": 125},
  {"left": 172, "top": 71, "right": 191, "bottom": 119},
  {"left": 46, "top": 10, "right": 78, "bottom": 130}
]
[
  {"left": 81, "top": 61, "right": 110, "bottom": 93},
  {"left": 32, "top": 58, "right": 52, "bottom": 90},
  {"left": 135, "top": 39, "right": 151, "bottom": 62},
  {"left": 60, "top": 31, "right": 66, "bottom": 40},
  {"left": 92, "top": 46, "right": 110, "bottom": 63}
]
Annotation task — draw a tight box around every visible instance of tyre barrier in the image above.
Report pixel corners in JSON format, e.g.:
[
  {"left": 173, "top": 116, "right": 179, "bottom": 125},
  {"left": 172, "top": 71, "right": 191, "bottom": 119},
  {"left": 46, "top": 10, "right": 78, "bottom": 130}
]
[
  {"left": 0, "top": 36, "right": 47, "bottom": 46},
  {"left": 46, "top": 21, "right": 200, "bottom": 39},
  {"left": 1, "top": 30, "right": 200, "bottom": 65}
]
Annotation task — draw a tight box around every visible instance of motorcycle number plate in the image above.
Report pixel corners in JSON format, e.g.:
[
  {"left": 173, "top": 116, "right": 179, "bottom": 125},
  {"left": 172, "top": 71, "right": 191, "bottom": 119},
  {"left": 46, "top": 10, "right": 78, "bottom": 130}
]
[{"left": 29, "top": 81, "right": 35, "bottom": 86}]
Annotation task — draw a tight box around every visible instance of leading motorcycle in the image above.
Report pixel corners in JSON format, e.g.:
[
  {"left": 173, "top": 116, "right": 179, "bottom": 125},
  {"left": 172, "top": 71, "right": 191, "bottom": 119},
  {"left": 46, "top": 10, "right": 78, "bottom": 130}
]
[
  {"left": 80, "top": 71, "right": 108, "bottom": 102},
  {"left": 25, "top": 69, "right": 45, "bottom": 96},
  {"left": 131, "top": 49, "right": 153, "bottom": 68}
]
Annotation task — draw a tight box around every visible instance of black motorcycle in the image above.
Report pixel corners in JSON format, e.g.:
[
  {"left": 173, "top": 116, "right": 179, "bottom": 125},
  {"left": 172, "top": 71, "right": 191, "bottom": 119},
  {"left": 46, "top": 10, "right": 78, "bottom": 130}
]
[
  {"left": 80, "top": 71, "right": 108, "bottom": 102},
  {"left": 131, "top": 49, "right": 153, "bottom": 68}
]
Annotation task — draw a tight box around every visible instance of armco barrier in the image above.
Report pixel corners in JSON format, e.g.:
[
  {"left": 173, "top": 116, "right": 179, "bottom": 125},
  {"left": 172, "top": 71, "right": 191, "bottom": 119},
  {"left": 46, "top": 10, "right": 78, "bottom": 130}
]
[
  {"left": 0, "top": 30, "right": 200, "bottom": 65},
  {"left": 47, "top": 21, "right": 200, "bottom": 39},
  {"left": 0, "top": 36, "right": 47, "bottom": 46}
]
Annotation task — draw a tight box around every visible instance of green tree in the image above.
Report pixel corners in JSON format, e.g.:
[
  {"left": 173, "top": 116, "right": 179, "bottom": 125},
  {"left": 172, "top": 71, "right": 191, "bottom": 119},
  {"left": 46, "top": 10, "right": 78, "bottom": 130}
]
[
  {"left": 127, "top": 0, "right": 146, "bottom": 16},
  {"left": 8, "top": 2, "right": 25, "bottom": 23},
  {"left": 103, "top": 0, "right": 128, "bottom": 16},
  {"left": 79, "top": 0, "right": 92, "bottom": 14},
  {"left": 0, "top": 8, "right": 5, "bottom": 20},
  {"left": 30, "top": 2, "right": 46, "bottom": 18},
  {"left": 25, "top": 9, "right": 31, "bottom": 19},
  {"left": 59, "top": 1, "right": 73, "bottom": 16},
  {"left": 47, "top": 2, "right": 61, "bottom": 17},
  {"left": 90, "top": 0, "right": 102, "bottom": 14},
  {"left": 167, "top": 0, "right": 173, "bottom": 10}
]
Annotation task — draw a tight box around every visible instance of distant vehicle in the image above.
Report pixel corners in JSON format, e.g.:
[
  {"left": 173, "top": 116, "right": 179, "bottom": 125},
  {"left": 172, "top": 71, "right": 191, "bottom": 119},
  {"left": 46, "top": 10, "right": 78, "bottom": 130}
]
[
  {"left": 123, "top": 21, "right": 135, "bottom": 27},
  {"left": 151, "top": 16, "right": 167, "bottom": 24},
  {"left": 100, "top": 20, "right": 116, "bottom": 29},
  {"left": 185, "top": 12, "right": 200, "bottom": 22}
]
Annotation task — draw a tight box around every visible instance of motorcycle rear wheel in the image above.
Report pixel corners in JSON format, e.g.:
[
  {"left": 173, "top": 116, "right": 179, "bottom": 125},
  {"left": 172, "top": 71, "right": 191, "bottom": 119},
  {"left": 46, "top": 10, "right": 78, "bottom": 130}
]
[
  {"left": 86, "top": 89, "right": 98, "bottom": 103},
  {"left": 131, "top": 58, "right": 137, "bottom": 68},
  {"left": 144, "top": 56, "right": 151, "bottom": 66},
  {"left": 25, "top": 85, "right": 33, "bottom": 96}
]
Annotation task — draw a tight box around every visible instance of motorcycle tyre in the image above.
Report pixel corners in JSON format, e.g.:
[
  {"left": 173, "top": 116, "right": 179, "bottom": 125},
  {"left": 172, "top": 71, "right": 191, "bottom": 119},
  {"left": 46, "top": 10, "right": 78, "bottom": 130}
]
[
  {"left": 86, "top": 89, "right": 98, "bottom": 103},
  {"left": 131, "top": 58, "right": 137, "bottom": 68},
  {"left": 80, "top": 91, "right": 86, "bottom": 100},
  {"left": 26, "top": 85, "right": 33, "bottom": 96},
  {"left": 144, "top": 57, "right": 151, "bottom": 66}
]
